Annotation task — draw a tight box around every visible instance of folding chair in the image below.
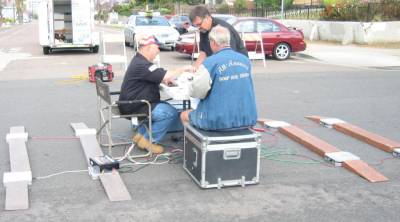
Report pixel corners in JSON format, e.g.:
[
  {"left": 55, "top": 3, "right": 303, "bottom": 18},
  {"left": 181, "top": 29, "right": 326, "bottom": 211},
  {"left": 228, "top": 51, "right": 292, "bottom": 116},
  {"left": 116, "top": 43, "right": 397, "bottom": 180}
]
[
  {"left": 101, "top": 31, "right": 128, "bottom": 71},
  {"left": 95, "top": 78, "right": 152, "bottom": 158}
]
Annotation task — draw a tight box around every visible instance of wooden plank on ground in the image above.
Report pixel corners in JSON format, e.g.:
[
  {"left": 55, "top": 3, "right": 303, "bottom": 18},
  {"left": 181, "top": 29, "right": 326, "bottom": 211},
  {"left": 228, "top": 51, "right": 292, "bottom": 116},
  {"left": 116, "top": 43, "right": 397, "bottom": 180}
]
[
  {"left": 343, "top": 160, "right": 388, "bottom": 183},
  {"left": 100, "top": 170, "right": 131, "bottom": 201},
  {"left": 259, "top": 119, "right": 389, "bottom": 183},
  {"left": 334, "top": 123, "right": 400, "bottom": 153},
  {"left": 279, "top": 125, "right": 340, "bottom": 157},
  {"left": 5, "top": 182, "right": 29, "bottom": 210},
  {"left": 306, "top": 116, "right": 400, "bottom": 153},
  {"left": 71, "top": 122, "right": 131, "bottom": 201}
]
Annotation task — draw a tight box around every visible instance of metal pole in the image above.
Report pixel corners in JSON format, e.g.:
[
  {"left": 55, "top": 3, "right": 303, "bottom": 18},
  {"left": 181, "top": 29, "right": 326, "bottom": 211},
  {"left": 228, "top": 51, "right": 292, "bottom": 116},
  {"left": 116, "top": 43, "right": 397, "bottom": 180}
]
[
  {"left": 280, "top": 0, "right": 284, "bottom": 20},
  {"left": 13, "top": 0, "right": 16, "bottom": 24}
]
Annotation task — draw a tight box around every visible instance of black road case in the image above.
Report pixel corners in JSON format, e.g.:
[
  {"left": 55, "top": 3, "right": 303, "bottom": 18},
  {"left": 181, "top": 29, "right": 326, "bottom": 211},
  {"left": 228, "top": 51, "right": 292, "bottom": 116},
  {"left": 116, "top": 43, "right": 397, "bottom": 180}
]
[{"left": 183, "top": 125, "right": 261, "bottom": 189}]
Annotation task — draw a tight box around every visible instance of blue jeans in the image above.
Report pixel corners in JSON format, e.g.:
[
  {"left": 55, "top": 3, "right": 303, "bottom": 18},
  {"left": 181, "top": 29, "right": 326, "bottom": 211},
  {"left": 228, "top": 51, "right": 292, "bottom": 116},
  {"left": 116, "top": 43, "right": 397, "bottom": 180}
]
[{"left": 138, "top": 102, "right": 183, "bottom": 144}]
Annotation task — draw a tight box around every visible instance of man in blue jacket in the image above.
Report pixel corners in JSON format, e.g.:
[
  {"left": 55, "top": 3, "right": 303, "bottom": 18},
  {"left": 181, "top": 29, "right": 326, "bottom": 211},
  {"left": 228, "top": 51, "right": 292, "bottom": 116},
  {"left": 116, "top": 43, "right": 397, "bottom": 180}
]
[{"left": 180, "top": 25, "right": 257, "bottom": 130}]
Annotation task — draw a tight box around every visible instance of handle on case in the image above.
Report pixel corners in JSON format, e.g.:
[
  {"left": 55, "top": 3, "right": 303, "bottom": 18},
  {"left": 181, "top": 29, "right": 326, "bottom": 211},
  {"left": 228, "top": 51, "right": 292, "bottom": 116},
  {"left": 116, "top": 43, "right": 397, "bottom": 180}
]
[
  {"left": 223, "top": 149, "right": 241, "bottom": 160},
  {"left": 192, "top": 147, "right": 198, "bottom": 167}
]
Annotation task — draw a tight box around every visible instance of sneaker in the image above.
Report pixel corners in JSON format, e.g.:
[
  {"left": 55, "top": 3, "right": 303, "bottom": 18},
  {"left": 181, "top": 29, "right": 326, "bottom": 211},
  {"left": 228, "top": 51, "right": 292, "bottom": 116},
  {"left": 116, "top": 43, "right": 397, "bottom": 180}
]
[{"left": 133, "top": 134, "right": 164, "bottom": 154}]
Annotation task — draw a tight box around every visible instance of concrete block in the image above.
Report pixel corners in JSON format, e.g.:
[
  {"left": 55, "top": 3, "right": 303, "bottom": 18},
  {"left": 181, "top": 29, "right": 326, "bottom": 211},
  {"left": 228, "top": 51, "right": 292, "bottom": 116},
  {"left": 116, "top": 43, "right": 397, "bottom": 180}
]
[
  {"left": 341, "top": 25, "right": 354, "bottom": 45},
  {"left": 309, "top": 24, "right": 320, "bottom": 41}
]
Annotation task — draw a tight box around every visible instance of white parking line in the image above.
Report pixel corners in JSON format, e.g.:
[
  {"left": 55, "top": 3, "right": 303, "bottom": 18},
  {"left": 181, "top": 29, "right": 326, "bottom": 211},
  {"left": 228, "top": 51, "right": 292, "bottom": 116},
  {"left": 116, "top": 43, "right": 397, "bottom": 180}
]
[
  {"left": 0, "top": 50, "right": 31, "bottom": 72},
  {"left": 0, "top": 25, "right": 26, "bottom": 42}
]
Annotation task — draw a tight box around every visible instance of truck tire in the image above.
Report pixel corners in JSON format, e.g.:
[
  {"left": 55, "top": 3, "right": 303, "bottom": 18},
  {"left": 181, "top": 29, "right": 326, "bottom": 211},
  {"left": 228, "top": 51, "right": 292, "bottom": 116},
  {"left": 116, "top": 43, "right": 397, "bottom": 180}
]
[{"left": 43, "top": 47, "right": 50, "bottom": 55}]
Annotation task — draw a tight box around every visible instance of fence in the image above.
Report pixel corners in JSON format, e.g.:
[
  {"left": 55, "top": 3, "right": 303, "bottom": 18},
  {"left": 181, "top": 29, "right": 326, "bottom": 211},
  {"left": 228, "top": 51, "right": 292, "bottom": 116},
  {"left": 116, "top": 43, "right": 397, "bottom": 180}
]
[
  {"left": 322, "top": 1, "right": 400, "bottom": 22},
  {"left": 227, "top": 5, "right": 325, "bottom": 20},
  {"left": 221, "top": 1, "right": 400, "bottom": 22}
]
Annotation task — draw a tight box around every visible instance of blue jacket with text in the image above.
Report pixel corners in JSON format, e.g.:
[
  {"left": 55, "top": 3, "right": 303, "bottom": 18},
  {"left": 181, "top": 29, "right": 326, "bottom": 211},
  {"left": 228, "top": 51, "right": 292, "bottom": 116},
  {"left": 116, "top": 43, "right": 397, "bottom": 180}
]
[{"left": 189, "top": 48, "right": 257, "bottom": 130}]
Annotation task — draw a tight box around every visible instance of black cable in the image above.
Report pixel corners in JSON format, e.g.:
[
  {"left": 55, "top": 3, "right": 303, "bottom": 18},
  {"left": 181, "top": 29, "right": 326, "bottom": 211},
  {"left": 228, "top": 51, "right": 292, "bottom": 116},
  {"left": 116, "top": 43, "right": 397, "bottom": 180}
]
[{"left": 119, "top": 164, "right": 149, "bottom": 174}]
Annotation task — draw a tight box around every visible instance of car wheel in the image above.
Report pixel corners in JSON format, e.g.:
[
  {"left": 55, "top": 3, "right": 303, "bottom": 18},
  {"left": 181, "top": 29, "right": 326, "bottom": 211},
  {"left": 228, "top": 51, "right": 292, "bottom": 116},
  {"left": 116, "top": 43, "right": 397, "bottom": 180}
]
[
  {"left": 43, "top": 47, "right": 50, "bottom": 55},
  {"left": 273, "top": 43, "right": 291, "bottom": 60}
]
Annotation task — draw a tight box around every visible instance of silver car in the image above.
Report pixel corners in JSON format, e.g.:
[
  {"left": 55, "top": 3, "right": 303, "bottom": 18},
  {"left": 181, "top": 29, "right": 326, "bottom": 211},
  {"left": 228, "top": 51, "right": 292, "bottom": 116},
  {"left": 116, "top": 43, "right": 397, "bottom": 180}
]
[{"left": 124, "top": 15, "right": 180, "bottom": 50}]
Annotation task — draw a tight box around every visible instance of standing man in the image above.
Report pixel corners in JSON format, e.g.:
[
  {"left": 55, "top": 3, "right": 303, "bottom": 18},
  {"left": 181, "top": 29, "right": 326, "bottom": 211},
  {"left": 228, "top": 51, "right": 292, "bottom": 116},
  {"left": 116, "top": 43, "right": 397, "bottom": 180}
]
[
  {"left": 189, "top": 5, "right": 248, "bottom": 69},
  {"left": 180, "top": 25, "right": 257, "bottom": 130},
  {"left": 119, "top": 34, "right": 192, "bottom": 154}
]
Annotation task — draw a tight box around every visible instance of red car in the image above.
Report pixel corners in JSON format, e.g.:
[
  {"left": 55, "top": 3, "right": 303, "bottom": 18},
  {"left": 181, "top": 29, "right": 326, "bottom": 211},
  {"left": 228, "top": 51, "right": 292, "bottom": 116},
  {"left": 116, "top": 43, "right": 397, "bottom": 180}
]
[{"left": 175, "top": 17, "right": 306, "bottom": 60}]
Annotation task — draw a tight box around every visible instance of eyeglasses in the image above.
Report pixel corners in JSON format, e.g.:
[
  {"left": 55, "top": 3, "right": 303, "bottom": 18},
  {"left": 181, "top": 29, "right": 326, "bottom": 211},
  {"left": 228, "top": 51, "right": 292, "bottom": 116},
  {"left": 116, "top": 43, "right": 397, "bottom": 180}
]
[{"left": 193, "top": 17, "right": 207, "bottom": 28}]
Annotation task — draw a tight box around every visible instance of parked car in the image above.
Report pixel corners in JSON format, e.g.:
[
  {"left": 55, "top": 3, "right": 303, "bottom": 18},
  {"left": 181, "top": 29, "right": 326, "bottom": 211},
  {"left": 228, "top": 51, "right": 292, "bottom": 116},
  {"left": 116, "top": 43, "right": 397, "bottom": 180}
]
[
  {"left": 175, "top": 31, "right": 199, "bottom": 56},
  {"left": 212, "top": 14, "right": 236, "bottom": 23},
  {"left": 169, "top": 15, "right": 190, "bottom": 29},
  {"left": 175, "top": 17, "right": 306, "bottom": 60},
  {"left": 124, "top": 15, "right": 180, "bottom": 50},
  {"left": 169, "top": 15, "right": 197, "bottom": 34}
]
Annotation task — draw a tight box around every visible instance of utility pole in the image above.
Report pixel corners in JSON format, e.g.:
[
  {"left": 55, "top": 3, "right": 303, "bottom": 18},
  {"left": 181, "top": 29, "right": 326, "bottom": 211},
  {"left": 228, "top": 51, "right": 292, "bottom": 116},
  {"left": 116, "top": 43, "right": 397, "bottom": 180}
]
[
  {"left": 280, "top": 0, "right": 284, "bottom": 20},
  {"left": 13, "top": 0, "right": 16, "bottom": 24}
]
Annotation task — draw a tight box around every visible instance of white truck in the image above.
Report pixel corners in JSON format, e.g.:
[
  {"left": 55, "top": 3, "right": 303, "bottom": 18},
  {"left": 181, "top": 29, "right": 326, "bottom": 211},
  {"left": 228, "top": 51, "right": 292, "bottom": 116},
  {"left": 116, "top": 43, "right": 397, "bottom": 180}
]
[{"left": 38, "top": 0, "right": 99, "bottom": 54}]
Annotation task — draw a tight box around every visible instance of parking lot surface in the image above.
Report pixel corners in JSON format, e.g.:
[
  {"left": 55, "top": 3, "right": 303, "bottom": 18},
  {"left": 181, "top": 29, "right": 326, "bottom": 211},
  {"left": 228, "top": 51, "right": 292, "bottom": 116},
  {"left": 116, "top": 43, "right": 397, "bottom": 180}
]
[{"left": 0, "top": 22, "right": 399, "bottom": 222}]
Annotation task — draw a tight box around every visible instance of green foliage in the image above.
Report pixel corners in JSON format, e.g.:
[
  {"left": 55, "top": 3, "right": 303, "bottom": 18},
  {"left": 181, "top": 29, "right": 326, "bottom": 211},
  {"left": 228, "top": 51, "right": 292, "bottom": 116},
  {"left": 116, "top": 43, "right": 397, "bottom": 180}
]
[
  {"left": 216, "top": 3, "right": 230, "bottom": 14},
  {"left": 321, "top": 0, "right": 400, "bottom": 21},
  {"left": 153, "top": 0, "right": 175, "bottom": 14},
  {"left": 285, "top": 0, "right": 294, "bottom": 8},
  {"left": 2, "top": 18, "right": 15, "bottom": 23},
  {"left": 255, "top": 0, "right": 294, "bottom": 9},
  {"left": 187, "top": 0, "right": 204, "bottom": 5},
  {"left": 323, "top": 0, "right": 340, "bottom": 5},
  {"left": 159, "top": 7, "right": 172, "bottom": 15},
  {"left": 234, "top": 0, "right": 247, "bottom": 13},
  {"left": 113, "top": 4, "right": 133, "bottom": 17}
]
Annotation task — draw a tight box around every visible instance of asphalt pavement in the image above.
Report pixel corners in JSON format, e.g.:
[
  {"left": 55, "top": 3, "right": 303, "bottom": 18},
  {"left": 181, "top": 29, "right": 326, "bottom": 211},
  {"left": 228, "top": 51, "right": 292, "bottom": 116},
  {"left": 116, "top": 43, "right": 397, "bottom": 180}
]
[
  {"left": 0, "top": 22, "right": 400, "bottom": 222},
  {"left": 295, "top": 42, "right": 400, "bottom": 70}
]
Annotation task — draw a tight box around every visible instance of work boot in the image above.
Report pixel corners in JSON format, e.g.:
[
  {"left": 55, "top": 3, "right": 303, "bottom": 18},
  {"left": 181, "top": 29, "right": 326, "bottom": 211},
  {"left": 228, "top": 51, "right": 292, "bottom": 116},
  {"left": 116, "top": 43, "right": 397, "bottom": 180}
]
[{"left": 132, "top": 134, "right": 164, "bottom": 154}]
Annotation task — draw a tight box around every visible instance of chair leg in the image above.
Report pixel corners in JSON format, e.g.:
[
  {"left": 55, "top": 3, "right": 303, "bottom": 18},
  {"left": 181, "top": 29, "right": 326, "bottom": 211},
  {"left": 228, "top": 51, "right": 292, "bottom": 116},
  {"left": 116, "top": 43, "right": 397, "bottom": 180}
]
[{"left": 108, "top": 107, "right": 113, "bottom": 156}]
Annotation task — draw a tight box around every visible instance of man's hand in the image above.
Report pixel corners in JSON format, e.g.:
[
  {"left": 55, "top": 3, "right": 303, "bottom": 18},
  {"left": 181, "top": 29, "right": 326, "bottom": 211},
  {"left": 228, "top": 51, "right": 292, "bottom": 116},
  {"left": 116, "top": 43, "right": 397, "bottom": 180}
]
[
  {"left": 163, "top": 65, "right": 195, "bottom": 85},
  {"left": 182, "top": 65, "right": 196, "bottom": 73},
  {"left": 193, "top": 51, "right": 206, "bottom": 70}
]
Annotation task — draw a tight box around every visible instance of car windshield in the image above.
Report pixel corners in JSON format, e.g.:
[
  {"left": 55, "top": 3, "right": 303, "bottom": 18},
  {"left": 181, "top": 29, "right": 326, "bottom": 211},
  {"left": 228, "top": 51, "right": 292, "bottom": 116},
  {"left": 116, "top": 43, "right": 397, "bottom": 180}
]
[
  {"left": 180, "top": 16, "right": 190, "bottom": 22},
  {"left": 226, "top": 17, "right": 237, "bottom": 25},
  {"left": 135, "top": 16, "right": 170, "bottom": 26}
]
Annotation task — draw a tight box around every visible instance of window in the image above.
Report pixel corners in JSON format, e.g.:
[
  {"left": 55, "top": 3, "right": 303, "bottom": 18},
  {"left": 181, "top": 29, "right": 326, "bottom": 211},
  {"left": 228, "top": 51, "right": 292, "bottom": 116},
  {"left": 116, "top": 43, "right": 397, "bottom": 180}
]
[
  {"left": 257, "top": 20, "right": 281, "bottom": 32},
  {"left": 171, "top": 17, "right": 179, "bottom": 23},
  {"left": 180, "top": 16, "right": 190, "bottom": 23},
  {"left": 128, "top": 16, "right": 135, "bottom": 26},
  {"left": 234, "top": 20, "right": 255, "bottom": 33},
  {"left": 135, "top": 16, "right": 170, "bottom": 26}
]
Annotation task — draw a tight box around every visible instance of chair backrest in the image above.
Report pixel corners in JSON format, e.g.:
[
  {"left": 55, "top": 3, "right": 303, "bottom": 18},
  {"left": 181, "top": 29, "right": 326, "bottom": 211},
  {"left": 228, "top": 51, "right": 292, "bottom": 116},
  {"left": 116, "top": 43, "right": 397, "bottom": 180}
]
[
  {"left": 101, "top": 31, "right": 128, "bottom": 70},
  {"left": 95, "top": 78, "right": 112, "bottom": 105}
]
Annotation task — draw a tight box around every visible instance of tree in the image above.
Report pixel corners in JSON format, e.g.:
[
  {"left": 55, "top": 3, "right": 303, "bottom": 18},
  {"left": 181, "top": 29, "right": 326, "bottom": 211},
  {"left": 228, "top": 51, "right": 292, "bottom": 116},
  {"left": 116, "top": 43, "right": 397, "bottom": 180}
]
[
  {"left": 0, "top": 3, "right": 3, "bottom": 26},
  {"left": 187, "top": 0, "right": 204, "bottom": 5},
  {"left": 255, "top": 0, "right": 293, "bottom": 9},
  {"left": 0, "top": 2, "right": 3, "bottom": 18},
  {"left": 234, "top": 0, "right": 247, "bottom": 13},
  {"left": 15, "top": 0, "right": 25, "bottom": 23}
]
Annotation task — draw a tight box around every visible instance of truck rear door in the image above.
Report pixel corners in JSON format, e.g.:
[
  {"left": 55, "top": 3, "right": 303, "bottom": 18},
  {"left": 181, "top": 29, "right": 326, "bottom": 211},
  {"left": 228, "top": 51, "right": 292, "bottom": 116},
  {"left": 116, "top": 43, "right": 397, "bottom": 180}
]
[
  {"left": 39, "top": 0, "right": 54, "bottom": 46},
  {"left": 71, "top": 0, "right": 92, "bottom": 45}
]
